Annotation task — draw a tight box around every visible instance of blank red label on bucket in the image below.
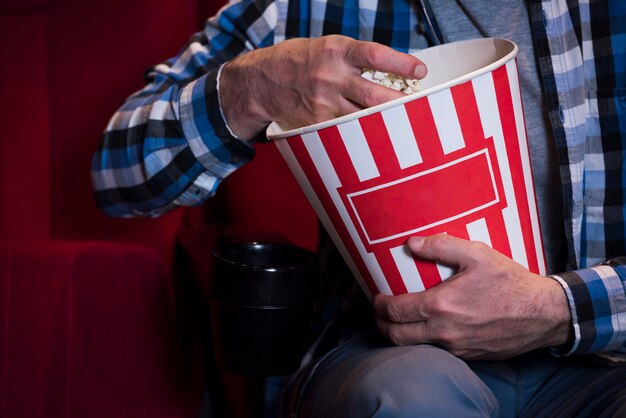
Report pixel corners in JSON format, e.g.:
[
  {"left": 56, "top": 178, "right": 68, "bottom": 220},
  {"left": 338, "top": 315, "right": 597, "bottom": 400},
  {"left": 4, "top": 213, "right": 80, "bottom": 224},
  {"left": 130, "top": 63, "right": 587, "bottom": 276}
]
[
  {"left": 342, "top": 145, "right": 503, "bottom": 248},
  {"left": 272, "top": 44, "right": 546, "bottom": 298}
]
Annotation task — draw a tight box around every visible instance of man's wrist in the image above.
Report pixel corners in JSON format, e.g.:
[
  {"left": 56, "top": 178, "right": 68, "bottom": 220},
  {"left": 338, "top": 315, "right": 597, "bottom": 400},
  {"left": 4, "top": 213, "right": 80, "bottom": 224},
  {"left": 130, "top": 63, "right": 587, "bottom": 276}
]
[
  {"left": 542, "top": 275, "right": 574, "bottom": 349},
  {"left": 542, "top": 276, "right": 572, "bottom": 347},
  {"left": 218, "top": 56, "right": 272, "bottom": 142},
  {"left": 550, "top": 265, "right": 626, "bottom": 355},
  {"left": 178, "top": 68, "right": 256, "bottom": 172}
]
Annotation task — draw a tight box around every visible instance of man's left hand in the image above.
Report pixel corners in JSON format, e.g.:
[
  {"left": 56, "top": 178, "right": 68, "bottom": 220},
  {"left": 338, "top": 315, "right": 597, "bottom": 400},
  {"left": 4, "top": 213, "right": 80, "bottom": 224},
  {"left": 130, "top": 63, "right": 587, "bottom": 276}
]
[{"left": 373, "top": 234, "right": 571, "bottom": 360}]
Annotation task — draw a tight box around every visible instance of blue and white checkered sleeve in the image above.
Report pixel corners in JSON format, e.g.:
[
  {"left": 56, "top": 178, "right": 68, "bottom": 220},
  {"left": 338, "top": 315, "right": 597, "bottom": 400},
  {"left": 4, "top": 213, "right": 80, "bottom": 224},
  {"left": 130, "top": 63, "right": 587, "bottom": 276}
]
[
  {"left": 550, "top": 258, "right": 626, "bottom": 357},
  {"left": 91, "top": 0, "right": 277, "bottom": 217}
]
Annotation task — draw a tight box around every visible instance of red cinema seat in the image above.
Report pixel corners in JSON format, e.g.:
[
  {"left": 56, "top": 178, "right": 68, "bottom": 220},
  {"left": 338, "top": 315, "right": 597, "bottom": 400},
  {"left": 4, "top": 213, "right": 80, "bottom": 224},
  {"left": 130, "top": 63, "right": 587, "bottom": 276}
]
[
  {"left": 0, "top": 0, "right": 318, "bottom": 416},
  {"left": 0, "top": 0, "right": 203, "bottom": 416}
]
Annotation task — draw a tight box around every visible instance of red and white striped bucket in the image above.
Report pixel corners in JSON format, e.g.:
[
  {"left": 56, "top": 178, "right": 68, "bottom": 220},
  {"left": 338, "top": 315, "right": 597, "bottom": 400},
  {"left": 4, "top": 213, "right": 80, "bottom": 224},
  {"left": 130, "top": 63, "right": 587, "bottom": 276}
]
[{"left": 267, "top": 38, "right": 546, "bottom": 298}]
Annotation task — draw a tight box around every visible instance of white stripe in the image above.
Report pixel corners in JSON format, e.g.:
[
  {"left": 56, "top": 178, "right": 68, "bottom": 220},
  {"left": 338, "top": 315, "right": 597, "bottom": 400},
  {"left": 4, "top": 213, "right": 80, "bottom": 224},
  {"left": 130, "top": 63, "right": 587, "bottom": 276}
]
[
  {"left": 173, "top": 172, "right": 219, "bottom": 206},
  {"left": 551, "top": 46, "right": 584, "bottom": 75},
  {"left": 466, "top": 218, "right": 493, "bottom": 247},
  {"left": 169, "top": 45, "right": 194, "bottom": 77},
  {"left": 301, "top": 132, "right": 341, "bottom": 188},
  {"left": 145, "top": 145, "right": 186, "bottom": 179},
  {"left": 436, "top": 263, "right": 455, "bottom": 281},
  {"left": 550, "top": 273, "right": 581, "bottom": 354},
  {"left": 381, "top": 105, "right": 423, "bottom": 169},
  {"left": 92, "top": 164, "right": 145, "bottom": 190},
  {"left": 153, "top": 63, "right": 170, "bottom": 74},
  {"left": 337, "top": 119, "right": 380, "bottom": 182},
  {"left": 273, "top": 0, "right": 291, "bottom": 43},
  {"left": 246, "top": 2, "right": 277, "bottom": 46},
  {"left": 109, "top": 99, "right": 177, "bottom": 132},
  {"left": 298, "top": 132, "right": 392, "bottom": 295},
  {"left": 106, "top": 109, "right": 133, "bottom": 131},
  {"left": 594, "top": 265, "right": 626, "bottom": 350},
  {"left": 390, "top": 245, "right": 425, "bottom": 292},
  {"left": 506, "top": 60, "right": 546, "bottom": 275},
  {"left": 180, "top": 79, "right": 210, "bottom": 157},
  {"left": 275, "top": 137, "right": 373, "bottom": 299},
  {"left": 358, "top": 0, "right": 380, "bottom": 10},
  {"left": 180, "top": 80, "right": 243, "bottom": 177},
  {"left": 428, "top": 89, "right": 465, "bottom": 154},
  {"left": 127, "top": 105, "right": 152, "bottom": 129},
  {"left": 472, "top": 72, "right": 529, "bottom": 269},
  {"left": 151, "top": 99, "right": 176, "bottom": 120}
]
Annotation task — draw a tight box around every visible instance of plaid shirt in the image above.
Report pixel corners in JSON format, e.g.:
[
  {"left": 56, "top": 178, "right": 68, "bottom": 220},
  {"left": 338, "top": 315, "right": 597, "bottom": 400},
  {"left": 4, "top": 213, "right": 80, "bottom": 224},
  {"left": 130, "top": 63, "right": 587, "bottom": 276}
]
[{"left": 92, "top": 0, "right": 626, "bottom": 357}]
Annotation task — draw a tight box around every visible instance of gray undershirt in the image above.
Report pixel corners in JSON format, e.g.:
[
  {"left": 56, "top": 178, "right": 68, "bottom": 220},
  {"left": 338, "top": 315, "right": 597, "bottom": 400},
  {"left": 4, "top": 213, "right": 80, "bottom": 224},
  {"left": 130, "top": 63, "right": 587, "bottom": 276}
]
[{"left": 430, "top": 0, "right": 567, "bottom": 273}]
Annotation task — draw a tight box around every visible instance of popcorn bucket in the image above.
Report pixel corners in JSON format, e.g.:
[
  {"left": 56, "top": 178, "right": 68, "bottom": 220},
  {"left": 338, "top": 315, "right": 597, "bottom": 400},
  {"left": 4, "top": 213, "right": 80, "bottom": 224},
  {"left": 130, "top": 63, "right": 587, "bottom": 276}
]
[{"left": 266, "top": 38, "right": 546, "bottom": 298}]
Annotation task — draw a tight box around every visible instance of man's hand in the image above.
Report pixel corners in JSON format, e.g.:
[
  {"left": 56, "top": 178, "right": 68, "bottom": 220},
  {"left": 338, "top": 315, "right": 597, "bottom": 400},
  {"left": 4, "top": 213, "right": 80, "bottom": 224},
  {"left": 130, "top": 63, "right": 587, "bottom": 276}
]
[
  {"left": 219, "top": 35, "right": 427, "bottom": 141},
  {"left": 373, "top": 234, "right": 572, "bottom": 360}
]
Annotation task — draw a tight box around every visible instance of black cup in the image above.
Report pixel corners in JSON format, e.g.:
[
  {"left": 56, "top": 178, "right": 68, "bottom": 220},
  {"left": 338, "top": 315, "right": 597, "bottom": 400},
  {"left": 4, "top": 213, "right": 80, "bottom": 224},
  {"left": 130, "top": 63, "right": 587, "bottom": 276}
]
[{"left": 210, "top": 241, "right": 317, "bottom": 376}]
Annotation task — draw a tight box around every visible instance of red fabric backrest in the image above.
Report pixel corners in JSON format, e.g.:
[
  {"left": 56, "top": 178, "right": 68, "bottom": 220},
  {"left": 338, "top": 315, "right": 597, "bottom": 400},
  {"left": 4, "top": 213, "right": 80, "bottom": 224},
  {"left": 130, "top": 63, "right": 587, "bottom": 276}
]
[
  {"left": 0, "top": 0, "right": 319, "bottom": 255},
  {"left": 0, "top": 0, "right": 206, "bottom": 260},
  {"left": 46, "top": 0, "right": 203, "bottom": 258},
  {"left": 0, "top": 240, "right": 202, "bottom": 418},
  {"left": 0, "top": 9, "right": 50, "bottom": 240}
]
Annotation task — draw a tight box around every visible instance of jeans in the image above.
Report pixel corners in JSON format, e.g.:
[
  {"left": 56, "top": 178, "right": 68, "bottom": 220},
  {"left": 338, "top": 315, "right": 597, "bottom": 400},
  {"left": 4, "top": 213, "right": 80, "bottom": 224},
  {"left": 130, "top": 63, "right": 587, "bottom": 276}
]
[{"left": 282, "top": 333, "right": 626, "bottom": 418}]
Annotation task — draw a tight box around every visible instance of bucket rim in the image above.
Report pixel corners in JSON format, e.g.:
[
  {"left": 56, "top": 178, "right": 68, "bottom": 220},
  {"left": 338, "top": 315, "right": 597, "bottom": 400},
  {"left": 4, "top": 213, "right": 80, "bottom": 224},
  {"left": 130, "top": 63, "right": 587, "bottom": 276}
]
[{"left": 266, "top": 37, "right": 518, "bottom": 140}]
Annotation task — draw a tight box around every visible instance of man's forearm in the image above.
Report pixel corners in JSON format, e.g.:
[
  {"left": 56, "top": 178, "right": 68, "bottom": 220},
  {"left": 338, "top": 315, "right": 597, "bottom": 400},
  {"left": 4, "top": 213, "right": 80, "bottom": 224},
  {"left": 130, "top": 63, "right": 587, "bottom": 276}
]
[{"left": 91, "top": 0, "right": 272, "bottom": 217}]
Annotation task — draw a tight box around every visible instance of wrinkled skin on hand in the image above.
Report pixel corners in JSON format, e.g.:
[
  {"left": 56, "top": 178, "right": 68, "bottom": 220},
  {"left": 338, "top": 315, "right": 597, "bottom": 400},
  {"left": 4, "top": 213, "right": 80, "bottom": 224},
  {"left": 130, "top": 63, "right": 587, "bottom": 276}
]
[
  {"left": 373, "top": 234, "right": 572, "bottom": 361},
  {"left": 219, "top": 35, "right": 427, "bottom": 141}
]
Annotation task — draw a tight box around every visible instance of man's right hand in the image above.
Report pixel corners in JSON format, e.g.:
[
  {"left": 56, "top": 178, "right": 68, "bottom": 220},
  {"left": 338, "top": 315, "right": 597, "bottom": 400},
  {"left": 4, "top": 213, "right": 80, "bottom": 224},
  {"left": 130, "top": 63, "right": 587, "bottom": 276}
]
[{"left": 219, "top": 35, "right": 427, "bottom": 141}]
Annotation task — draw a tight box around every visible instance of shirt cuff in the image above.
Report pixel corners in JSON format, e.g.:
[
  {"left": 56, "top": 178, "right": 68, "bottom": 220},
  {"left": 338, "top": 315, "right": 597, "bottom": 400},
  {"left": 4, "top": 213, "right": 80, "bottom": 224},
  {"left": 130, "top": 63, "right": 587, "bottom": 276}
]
[
  {"left": 178, "top": 65, "right": 255, "bottom": 181},
  {"left": 550, "top": 263, "right": 626, "bottom": 356}
]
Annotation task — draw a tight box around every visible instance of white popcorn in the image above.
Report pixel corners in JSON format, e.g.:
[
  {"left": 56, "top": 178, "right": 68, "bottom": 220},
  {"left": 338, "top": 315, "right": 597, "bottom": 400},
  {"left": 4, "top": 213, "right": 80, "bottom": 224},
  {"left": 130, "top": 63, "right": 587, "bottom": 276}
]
[
  {"left": 372, "top": 71, "right": 387, "bottom": 80},
  {"left": 361, "top": 71, "right": 374, "bottom": 81},
  {"left": 361, "top": 69, "right": 422, "bottom": 94}
]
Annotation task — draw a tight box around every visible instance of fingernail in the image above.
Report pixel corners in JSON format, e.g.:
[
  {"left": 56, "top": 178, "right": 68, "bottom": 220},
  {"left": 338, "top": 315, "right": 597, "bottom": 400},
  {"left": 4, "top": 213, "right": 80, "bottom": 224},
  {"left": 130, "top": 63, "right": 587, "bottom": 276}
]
[
  {"left": 414, "top": 64, "right": 427, "bottom": 79},
  {"left": 407, "top": 236, "right": 425, "bottom": 248}
]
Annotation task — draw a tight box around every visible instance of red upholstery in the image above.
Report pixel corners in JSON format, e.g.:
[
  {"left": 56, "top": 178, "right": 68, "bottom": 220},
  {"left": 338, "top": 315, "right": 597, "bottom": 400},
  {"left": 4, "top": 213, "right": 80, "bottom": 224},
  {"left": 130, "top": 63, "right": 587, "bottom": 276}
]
[
  {"left": 0, "top": 241, "right": 200, "bottom": 417},
  {"left": 0, "top": 12, "right": 50, "bottom": 240},
  {"left": 0, "top": 1, "right": 205, "bottom": 416},
  {"left": 0, "top": 0, "right": 319, "bottom": 416},
  {"left": 46, "top": 0, "right": 197, "bottom": 260}
]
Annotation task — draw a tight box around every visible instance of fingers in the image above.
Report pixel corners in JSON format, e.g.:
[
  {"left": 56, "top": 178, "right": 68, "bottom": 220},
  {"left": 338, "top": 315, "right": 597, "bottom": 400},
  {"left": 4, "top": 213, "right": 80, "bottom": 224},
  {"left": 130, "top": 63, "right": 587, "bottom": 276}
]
[
  {"left": 284, "top": 96, "right": 363, "bottom": 129},
  {"left": 376, "top": 316, "right": 430, "bottom": 346},
  {"left": 373, "top": 292, "right": 429, "bottom": 323},
  {"left": 335, "top": 97, "right": 364, "bottom": 118},
  {"left": 345, "top": 40, "right": 428, "bottom": 80},
  {"left": 252, "top": 36, "right": 428, "bottom": 130},
  {"left": 342, "top": 76, "right": 408, "bottom": 109},
  {"left": 407, "top": 234, "right": 489, "bottom": 270}
]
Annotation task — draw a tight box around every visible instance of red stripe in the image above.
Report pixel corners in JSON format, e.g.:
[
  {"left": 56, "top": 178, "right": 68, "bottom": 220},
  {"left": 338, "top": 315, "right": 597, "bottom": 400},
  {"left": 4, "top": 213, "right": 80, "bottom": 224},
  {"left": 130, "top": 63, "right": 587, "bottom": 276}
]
[
  {"left": 445, "top": 222, "right": 470, "bottom": 241},
  {"left": 512, "top": 57, "right": 547, "bottom": 269},
  {"left": 451, "top": 81, "right": 485, "bottom": 148},
  {"left": 286, "top": 136, "right": 380, "bottom": 295},
  {"left": 484, "top": 212, "right": 513, "bottom": 259},
  {"left": 413, "top": 259, "right": 442, "bottom": 289},
  {"left": 403, "top": 98, "right": 445, "bottom": 162},
  {"left": 317, "top": 126, "right": 361, "bottom": 188},
  {"left": 492, "top": 65, "right": 539, "bottom": 273},
  {"left": 358, "top": 113, "right": 402, "bottom": 181},
  {"left": 373, "top": 249, "right": 409, "bottom": 295}
]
